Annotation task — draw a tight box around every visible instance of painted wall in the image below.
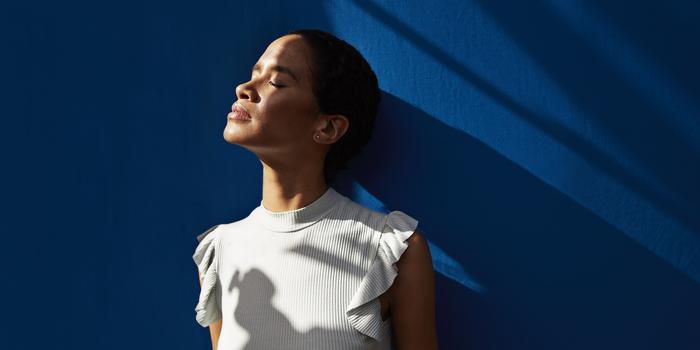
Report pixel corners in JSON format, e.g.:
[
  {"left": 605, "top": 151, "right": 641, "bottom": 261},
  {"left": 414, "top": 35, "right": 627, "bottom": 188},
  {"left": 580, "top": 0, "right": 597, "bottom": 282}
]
[{"left": 3, "top": 0, "right": 698, "bottom": 349}]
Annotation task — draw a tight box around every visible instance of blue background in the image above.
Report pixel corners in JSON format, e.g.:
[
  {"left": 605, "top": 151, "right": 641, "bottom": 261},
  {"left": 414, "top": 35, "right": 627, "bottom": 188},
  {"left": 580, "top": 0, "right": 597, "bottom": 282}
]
[{"left": 2, "top": 0, "right": 699, "bottom": 349}]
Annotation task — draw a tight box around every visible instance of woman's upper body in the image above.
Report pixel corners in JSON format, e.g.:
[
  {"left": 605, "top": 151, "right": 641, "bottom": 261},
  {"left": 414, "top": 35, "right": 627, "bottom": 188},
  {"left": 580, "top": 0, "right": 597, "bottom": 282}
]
[
  {"left": 196, "top": 28, "right": 438, "bottom": 349},
  {"left": 193, "top": 185, "right": 437, "bottom": 349}
]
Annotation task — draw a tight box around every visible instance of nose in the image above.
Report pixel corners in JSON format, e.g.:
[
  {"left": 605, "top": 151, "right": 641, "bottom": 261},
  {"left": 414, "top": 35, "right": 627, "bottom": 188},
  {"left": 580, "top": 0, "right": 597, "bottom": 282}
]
[{"left": 235, "top": 80, "right": 259, "bottom": 102}]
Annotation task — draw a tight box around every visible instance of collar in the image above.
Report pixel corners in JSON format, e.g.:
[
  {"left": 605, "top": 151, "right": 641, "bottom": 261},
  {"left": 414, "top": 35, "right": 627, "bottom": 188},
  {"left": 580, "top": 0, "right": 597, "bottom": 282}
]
[{"left": 250, "top": 186, "right": 345, "bottom": 233}]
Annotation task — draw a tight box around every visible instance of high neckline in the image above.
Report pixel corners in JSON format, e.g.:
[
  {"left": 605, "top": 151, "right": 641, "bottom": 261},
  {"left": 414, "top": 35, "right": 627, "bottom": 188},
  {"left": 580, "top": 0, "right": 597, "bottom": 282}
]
[{"left": 250, "top": 186, "right": 346, "bottom": 233}]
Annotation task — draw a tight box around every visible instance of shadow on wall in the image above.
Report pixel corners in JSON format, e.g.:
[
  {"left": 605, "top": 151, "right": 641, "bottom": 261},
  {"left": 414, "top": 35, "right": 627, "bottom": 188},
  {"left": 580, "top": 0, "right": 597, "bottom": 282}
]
[
  {"left": 585, "top": 0, "right": 700, "bottom": 110},
  {"left": 349, "top": 0, "right": 700, "bottom": 251},
  {"left": 344, "top": 91, "right": 700, "bottom": 349},
  {"left": 469, "top": 0, "right": 700, "bottom": 233}
]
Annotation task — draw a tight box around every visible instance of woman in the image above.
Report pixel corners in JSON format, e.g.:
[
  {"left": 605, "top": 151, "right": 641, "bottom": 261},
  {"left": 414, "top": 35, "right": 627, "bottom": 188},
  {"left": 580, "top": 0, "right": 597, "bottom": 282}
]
[{"left": 193, "top": 29, "right": 439, "bottom": 350}]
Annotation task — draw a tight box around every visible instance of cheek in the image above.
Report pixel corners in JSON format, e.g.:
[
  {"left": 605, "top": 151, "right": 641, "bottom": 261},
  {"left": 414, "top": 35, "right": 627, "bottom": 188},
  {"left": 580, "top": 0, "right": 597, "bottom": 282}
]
[
  {"left": 271, "top": 90, "right": 314, "bottom": 110},
  {"left": 260, "top": 91, "right": 317, "bottom": 125}
]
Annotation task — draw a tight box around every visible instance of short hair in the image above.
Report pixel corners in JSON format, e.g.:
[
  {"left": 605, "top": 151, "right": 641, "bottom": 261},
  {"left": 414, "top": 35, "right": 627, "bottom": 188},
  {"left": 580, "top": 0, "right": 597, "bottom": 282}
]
[{"left": 285, "top": 29, "right": 381, "bottom": 184}]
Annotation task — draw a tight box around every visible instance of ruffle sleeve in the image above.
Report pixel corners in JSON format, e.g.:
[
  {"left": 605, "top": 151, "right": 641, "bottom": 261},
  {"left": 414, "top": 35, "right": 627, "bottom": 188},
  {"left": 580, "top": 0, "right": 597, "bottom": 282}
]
[
  {"left": 345, "top": 210, "right": 419, "bottom": 341},
  {"left": 192, "top": 224, "right": 222, "bottom": 327}
]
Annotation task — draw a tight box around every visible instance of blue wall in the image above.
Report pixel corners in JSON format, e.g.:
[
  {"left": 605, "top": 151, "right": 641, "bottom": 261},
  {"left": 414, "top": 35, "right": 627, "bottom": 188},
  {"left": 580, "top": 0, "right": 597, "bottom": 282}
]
[{"left": 3, "top": 0, "right": 699, "bottom": 349}]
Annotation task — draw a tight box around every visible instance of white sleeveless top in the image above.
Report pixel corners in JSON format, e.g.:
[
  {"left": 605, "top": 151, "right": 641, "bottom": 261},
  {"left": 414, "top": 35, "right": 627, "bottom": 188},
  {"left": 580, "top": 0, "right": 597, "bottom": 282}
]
[{"left": 192, "top": 186, "right": 419, "bottom": 349}]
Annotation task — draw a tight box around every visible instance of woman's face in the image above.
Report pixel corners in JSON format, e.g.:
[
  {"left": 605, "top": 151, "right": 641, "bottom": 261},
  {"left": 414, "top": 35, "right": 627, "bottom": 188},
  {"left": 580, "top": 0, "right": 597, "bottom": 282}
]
[{"left": 224, "top": 34, "right": 322, "bottom": 157}]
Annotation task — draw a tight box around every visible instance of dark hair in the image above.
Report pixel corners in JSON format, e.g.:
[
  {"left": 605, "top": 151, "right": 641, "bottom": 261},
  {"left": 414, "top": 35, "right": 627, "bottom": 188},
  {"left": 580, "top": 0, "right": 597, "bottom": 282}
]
[{"left": 285, "top": 29, "right": 380, "bottom": 184}]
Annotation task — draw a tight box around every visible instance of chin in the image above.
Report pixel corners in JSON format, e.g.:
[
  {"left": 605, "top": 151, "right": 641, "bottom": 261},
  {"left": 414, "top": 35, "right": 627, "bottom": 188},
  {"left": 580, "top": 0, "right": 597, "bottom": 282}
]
[
  {"left": 223, "top": 127, "right": 243, "bottom": 145},
  {"left": 224, "top": 126, "right": 261, "bottom": 147}
]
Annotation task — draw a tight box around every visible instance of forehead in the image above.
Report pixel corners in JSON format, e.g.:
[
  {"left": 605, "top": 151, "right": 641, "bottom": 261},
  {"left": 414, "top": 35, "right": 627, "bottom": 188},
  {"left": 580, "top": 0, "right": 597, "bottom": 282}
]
[{"left": 257, "top": 35, "right": 311, "bottom": 81}]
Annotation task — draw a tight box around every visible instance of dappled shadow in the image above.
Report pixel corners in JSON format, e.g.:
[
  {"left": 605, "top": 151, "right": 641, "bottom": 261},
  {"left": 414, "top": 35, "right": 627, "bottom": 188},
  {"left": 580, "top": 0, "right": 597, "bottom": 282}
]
[{"left": 225, "top": 267, "right": 359, "bottom": 349}]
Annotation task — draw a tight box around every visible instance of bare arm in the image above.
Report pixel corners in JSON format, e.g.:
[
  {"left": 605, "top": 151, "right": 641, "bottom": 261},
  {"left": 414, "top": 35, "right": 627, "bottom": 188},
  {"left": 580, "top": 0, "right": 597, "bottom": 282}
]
[
  {"left": 390, "top": 229, "right": 440, "bottom": 350},
  {"left": 198, "top": 271, "right": 222, "bottom": 350}
]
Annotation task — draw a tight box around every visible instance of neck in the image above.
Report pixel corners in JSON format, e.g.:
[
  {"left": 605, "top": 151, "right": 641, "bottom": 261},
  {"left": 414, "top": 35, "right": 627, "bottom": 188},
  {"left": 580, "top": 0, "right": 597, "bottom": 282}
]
[{"left": 260, "top": 160, "right": 328, "bottom": 213}]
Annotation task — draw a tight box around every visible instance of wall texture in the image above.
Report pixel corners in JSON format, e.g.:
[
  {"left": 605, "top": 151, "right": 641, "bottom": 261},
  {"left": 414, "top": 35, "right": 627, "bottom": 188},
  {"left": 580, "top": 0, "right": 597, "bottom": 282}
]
[{"left": 3, "top": 0, "right": 699, "bottom": 349}]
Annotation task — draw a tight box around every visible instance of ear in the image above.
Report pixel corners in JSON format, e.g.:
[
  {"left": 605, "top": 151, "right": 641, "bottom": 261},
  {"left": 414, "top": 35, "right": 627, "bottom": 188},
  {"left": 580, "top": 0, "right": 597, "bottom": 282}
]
[{"left": 315, "top": 114, "right": 349, "bottom": 144}]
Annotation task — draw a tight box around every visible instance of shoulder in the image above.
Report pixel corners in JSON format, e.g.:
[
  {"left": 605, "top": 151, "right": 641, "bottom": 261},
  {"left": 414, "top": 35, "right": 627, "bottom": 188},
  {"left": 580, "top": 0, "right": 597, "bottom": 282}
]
[
  {"left": 333, "top": 196, "right": 388, "bottom": 231},
  {"left": 196, "top": 224, "right": 221, "bottom": 243},
  {"left": 387, "top": 225, "right": 433, "bottom": 303},
  {"left": 378, "top": 210, "right": 430, "bottom": 287},
  {"left": 196, "top": 214, "right": 256, "bottom": 243},
  {"left": 396, "top": 228, "right": 432, "bottom": 270}
]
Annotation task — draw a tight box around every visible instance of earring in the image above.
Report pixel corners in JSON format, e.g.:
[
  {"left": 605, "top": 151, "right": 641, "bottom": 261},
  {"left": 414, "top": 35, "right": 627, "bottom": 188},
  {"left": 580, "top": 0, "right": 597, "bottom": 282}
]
[{"left": 315, "top": 134, "right": 320, "bottom": 140}]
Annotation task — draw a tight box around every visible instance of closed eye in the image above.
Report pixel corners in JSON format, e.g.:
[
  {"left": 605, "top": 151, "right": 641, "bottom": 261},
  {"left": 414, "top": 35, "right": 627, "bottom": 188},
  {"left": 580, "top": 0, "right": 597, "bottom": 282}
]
[{"left": 268, "top": 81, "right": 285, "bottom": 88}]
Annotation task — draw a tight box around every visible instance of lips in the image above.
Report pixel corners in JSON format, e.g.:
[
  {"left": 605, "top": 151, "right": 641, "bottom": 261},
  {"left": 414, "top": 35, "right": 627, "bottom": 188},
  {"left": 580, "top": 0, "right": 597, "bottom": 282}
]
[{"left": 229, "top": 103, "right": 252, "bottom": 120}]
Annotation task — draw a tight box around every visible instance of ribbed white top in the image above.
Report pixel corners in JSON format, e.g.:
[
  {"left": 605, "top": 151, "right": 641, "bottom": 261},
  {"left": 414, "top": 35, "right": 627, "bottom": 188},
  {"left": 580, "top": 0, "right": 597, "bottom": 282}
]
[{"left": 192, "top": 186, "right": 419, "bottom": 349}]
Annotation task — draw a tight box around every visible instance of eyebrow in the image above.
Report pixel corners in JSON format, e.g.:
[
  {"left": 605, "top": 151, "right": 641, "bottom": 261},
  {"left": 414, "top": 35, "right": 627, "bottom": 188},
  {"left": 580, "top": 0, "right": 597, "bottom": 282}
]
[{"left": 252, "top": 63, "right": 299, "bottom": 82}]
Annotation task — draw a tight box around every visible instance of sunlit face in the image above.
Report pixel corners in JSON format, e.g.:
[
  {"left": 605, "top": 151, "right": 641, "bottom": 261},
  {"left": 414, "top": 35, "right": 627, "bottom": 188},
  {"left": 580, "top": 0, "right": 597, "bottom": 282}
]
[{"left": 224, "top": 34, "right": 321, "bottom": 155}]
